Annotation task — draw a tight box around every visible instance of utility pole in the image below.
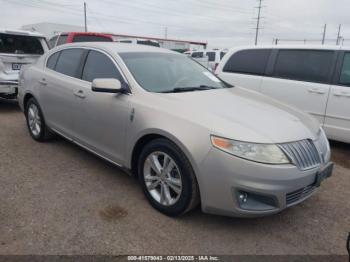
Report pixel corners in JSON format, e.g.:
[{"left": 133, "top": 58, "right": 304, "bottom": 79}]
[
  {"left": 321, "top": 24, "right": 327, "bottom": 45},
  {"left": 164, "top": 27, "right": 168, "bottom": 39},
  {"left": 336, "top": 24, "right": 342, "bottom": 45},
  {"left": 84, "top": 2, "right": 87, "bottom": 32},
  {"left": 254, "top": 0, "right": 264, "bottom": 45}
]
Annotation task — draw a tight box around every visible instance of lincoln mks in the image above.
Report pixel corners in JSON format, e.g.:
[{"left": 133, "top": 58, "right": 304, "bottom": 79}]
[{"left": 18, "top": 43, "right": 333, "bottom": 217}]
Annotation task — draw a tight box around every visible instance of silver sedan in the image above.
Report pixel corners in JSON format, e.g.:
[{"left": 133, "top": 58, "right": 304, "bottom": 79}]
[{"left": 18, "top": 42, "right": 333, "bottom": 217}]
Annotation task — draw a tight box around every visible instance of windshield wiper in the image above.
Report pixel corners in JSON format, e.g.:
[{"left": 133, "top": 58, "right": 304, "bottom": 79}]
[{"left": 162, "top": 85, "right": 218, "bottom": 93}]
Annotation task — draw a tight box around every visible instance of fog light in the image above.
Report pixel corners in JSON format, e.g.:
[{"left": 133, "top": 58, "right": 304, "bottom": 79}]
[
  {"left": 236, "top": 190, "right": 277, "bottom": 211},
  {"left": 239, "top": 192, "right": 248, "bottom": 203}
]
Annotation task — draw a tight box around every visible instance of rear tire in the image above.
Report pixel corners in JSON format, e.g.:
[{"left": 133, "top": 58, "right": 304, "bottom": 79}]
[
  {"left": 25, "top": 97, "right": 55, "bottom": 142},
  {"left": 138, "top": 138, "right": 200, "bottom": 216}
]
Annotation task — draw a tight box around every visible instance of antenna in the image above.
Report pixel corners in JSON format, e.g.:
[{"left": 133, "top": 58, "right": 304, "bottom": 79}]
[
  {"left": 84, "top": 2, "right": 87, "bottom": 32},
  {"left": 336, "top": 24, "right": 342, "bottom": 45},
  {"left": 254, "top": 0, "right": 265, "bottom": 45},
  {"left": 321, "top": 24, "right": 327, "bottom": 45}
]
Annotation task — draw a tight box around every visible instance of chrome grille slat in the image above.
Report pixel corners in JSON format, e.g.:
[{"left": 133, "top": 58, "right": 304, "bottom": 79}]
[
  {"left": 291, "top": 143, "right": 306, "bottom": 167},
  {"left": 286, "top": 183, "right": 316, "bottom": 205},
  {"left": 300, "top": 140, "right": 314, "bottom": 166},
  {"left": 279, "top": 139, "right": 321, "bottom": 170}
]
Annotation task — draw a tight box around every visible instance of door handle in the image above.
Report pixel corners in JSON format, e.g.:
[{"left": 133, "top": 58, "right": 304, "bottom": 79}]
[
  {"left": 39, "top": 78, "right": 47, "bottom": 85},
  {"left": 74, "top": 90, "right": 86, "bottom": 99},
  {"left": 334, "top": 91, "right": 350, "bottom": 98},
  {"left": 308, "top": 88, "right": 326, "bottom": 94}
]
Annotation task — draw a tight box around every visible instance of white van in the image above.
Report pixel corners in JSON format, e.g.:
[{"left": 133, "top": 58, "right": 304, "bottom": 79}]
[{"left": 216, "top": 45, "right": 350, "bottom": 143}]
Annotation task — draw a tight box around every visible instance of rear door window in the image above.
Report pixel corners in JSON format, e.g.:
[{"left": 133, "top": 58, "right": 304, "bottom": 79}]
[
  {"left": 273, "top": 50, "right": 334, "bottom": 83},
  {"left": 72, "top": 35, "right": 112, "bottom": 42},
  {"left": 55, "top": 48, "right": 85, "bottom": 78},
  {"left": 82, "top": 50, "right": 123, "bottom": 82},
  {"left": 46, "top": 51, "right": 60, "bottom": 70},
  {"left": 0, "top": 33, "right": 44, "bottom": 55},
  {"left": 223, "top": 49, "right": 271, "bottom": 76}
]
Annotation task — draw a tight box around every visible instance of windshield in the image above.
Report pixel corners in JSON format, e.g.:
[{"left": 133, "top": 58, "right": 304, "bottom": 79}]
[
  {"left": 119, "top": 52, "right": 226, "bottom": 93},
  {"left": 0, "top": 33, "right": 44, "bottom": 55}
]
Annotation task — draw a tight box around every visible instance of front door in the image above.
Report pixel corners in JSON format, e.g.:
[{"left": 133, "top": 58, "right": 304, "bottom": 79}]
[{"left": 72, "top": 50, "right": 130, "bottom": 164}]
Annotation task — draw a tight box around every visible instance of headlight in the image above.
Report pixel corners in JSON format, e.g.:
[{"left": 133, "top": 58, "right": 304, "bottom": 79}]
[{"left": 211, "top": 136, "right": 290, "bottom": 164}]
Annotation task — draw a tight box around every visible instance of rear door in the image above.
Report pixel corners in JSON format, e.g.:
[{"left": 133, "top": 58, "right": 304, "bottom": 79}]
[
  {"left": 324, "top": 51, "right": 350, "bottom": 142},
  {"left": 218, "top": 49, "right": 271, "bottom": 92},
  {"left": 40, "top": 48, "right": 87, "bottom": 137},
  {"left": 260, "top": 49, "right": 336, "bottom": 124}
]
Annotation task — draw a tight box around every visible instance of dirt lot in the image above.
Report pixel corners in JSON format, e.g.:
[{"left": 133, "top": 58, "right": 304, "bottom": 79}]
[{"left": 0, "top": 98, "right": 349, "bottom": 255}]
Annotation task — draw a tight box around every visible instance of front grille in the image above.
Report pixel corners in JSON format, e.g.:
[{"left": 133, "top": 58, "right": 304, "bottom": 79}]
[
  {"left": 286, "top": 183, "right": 316, "bottom": 206},
  {"left": 279, "top": 140, "right": 321, "bottom": 170}
]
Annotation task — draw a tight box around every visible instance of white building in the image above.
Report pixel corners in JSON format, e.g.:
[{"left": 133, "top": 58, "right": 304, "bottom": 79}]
[
  {"left": 21, "top": 22, "right": 85, "bottom": 39},
  {"left": 21, "top": 22, "right": 207, "bottom": 52}
]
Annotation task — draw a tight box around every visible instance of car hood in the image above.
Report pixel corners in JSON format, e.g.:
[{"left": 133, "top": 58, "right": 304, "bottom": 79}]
[{"left": 152, "top": 87, "right": 320, "bottom": 143}]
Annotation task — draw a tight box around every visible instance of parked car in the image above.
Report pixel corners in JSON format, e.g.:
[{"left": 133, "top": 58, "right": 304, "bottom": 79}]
[
  {"left": 216, "top": 45, "right": 350, "bottom": 143},
  {"left": 186, "top": 49, "right": 227, "bottom": 71},
  {"left": 115, "top": 38, "right": 160, "bottom": 47},
  {"left": 0, "top": 29, "right": 48, "bottom": 99},
  {"left": 48, "top": 32, "right": 113, "bottom": 49},
  {"left": 18, "top": 43, "right": 333, "bottom": 217}
]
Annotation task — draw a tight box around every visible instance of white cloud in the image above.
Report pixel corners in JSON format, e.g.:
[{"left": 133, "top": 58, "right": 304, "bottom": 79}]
[{"left": 0, "top": 0, "right": 346, "bottom": 48}]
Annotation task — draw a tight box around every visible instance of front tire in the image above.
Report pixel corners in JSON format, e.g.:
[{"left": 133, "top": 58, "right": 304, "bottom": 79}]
[
  {"left": 25, "top": 97, "right": 54, "bottom": 142},
  {"left": 138, "top": 138, "right": 200, "bottom": 216}
]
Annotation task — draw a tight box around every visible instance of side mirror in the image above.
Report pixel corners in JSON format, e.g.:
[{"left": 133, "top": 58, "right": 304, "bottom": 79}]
[{"left": 91, "top": 78, "right": 124, "bottom": 93}]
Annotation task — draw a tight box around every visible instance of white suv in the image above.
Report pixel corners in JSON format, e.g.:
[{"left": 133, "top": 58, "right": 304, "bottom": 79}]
[
  {"left": 186, "top": 49, "right": 227, "bottom": 71},
  {"left": 0, "top": 30, "right": 48, "bottom": 99},
  {"left": 115, "top": 38, "right": 160, "bottom": 47},
  {"left": 216, "top": 45, "right": 350, "bottom": 143}
]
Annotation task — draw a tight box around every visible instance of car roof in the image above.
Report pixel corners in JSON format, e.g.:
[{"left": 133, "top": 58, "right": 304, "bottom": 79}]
[
  {"left": 0, "top": 29, "right": 45, "bottom": 38},
  {"left": 53, "top": 42, "right": 174, "bottom": 54},
  {"left": 59, "top": 32, "right": 113, "bottom": 36},
  {"left": 227, "top": 44, "right": 349, "bottom": 52}
]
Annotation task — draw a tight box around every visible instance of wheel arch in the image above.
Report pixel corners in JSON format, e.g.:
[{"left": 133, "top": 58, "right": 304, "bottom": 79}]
[
  {"left": 23, "top": 92, "right": 35, "bottom": 110},
  {"left": 23, "top": 92, "right": 49, "bottom": 126},
  {"left": 129, "top": 130, "right": 198, "bottom": 181}
]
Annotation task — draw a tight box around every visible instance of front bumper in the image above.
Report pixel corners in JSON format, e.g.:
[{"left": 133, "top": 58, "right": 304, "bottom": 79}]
[{"left": 198, "top": 147, "right": 332, "bottom": 217}]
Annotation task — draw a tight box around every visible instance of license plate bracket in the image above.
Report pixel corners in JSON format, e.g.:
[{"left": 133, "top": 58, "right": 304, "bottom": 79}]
[{"left": 315, "top": 162, "right": 334, "bottom": 187}]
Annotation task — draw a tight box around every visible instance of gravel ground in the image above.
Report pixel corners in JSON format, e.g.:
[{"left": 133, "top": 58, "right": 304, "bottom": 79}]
[{"left": 0, "top": 98, "right": 349, "bottom": 255}]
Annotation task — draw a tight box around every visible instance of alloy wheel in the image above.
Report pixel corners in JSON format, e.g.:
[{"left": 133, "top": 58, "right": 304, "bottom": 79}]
[
  {"left": 27, "top": 103, "right": 42, "bottom": 137},
  {"left": 143, "top": 152, "right": 183, "bottom": 206}
]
